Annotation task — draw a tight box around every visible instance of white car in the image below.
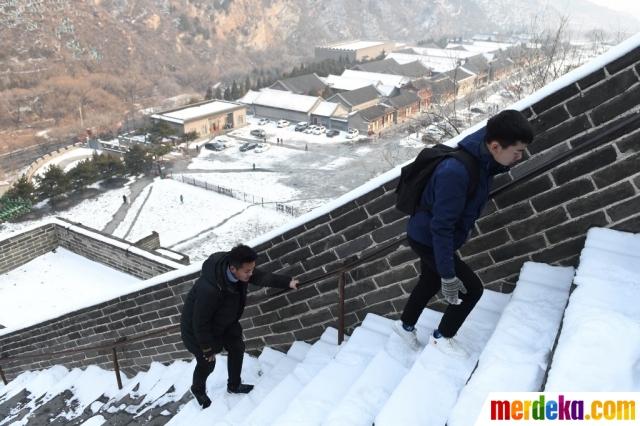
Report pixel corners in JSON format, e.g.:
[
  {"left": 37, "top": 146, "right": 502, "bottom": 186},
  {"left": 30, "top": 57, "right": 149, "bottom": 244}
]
[
  {"left": 312, "top": 126, "right": 326, "bottom": 135},
  {"left": 425, "top": 124, "right": 445, "bottom": 139},
  {"left": 255, "top": 143, "right": 271, "bottom": 153},
  {"left": 213, "top": 136, "right": 234, "bottom": 147},
  {"left": 276, "top": 120, "right": 290, "bottom": 128},
  {"left": 303, "top": 125, "right": 317, "bottom": 134},
  {"left": 346, "top": 128, "right": 359, "bottom": 139},
  {"left": 258, "top": 118, "right": 269, "bottom": 125}
]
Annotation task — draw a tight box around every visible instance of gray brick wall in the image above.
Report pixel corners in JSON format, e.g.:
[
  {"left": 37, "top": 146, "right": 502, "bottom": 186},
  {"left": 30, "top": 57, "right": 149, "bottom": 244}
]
[
  {"left": 238, "top": 46, "right": 640, "bottom": 353},
  {"left": 2, "top": 45, "right": 640, "bottom": 381},
  {"left": 0, "top": 272, "right": 199, "bottom": 380},
  {"left": 0, "top": 224, "right": 58, "bottom": 275},
  {"left": 56, "top": 221, "right": 176, "bottom": 279},
  {"left": 134, "top": 232, "right": 161, "bottom": 250}
]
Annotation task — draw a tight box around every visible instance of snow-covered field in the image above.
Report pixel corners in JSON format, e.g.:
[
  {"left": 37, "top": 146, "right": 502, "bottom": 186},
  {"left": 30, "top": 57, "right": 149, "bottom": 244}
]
[{"left": 0, "top": 247, "right": 140, "bottom": 330}]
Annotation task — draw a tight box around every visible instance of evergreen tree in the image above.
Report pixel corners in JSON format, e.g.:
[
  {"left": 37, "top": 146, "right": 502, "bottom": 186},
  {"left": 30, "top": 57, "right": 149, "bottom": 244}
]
[
  {"left": 244, "top": 75, "right": 251, "bottom": 95},
  {"left": 67, "top": 159, "right": 99, "bottom": 190},
  {"left": 181, "top": 131, "right": 199, "bottom": 143},
  {"left": 204, "top": 86, "right": 214, "bottom": 100},
  {"left": 124, "top": 145, "right": 151, "bottom": 175},
  {"left": 223, "top": 87, "right": 231, "bottom": 100},
  {"left": 231, "top": 80, "right": 240, "bottom": 100},
  {"left": 256, "top": 77, "right": 263, "bottom": 89},
  {"left": 3, "top": 175, "right": 36, "bottom": 203},
  {"left": 35, "top": 165, "right": 71, "bottom": 204},
  {"left": 214, "top": 87, "right": 223, "bottom": 99}
]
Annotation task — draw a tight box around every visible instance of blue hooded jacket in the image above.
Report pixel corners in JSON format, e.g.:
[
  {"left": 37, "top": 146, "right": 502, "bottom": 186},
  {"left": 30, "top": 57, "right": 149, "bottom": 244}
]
[{"left": 406, "top": 127, "right": 509, "bottom": 279}]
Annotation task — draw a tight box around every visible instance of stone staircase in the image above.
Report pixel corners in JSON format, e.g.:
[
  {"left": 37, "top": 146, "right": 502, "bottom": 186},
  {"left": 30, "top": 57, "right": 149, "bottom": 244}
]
[{"left": 2, "top": 228, "right": 639, "bottom": 425}]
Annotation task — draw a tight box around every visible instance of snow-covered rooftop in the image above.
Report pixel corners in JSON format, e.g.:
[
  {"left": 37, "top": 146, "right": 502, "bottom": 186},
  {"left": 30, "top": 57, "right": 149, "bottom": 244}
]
[
  {"left": 237, "top": 90, "right": 261, "bottom": 104},
  {"left": 385, "top": 53, "right": 460, "bottom": 73},
  {"left": 152, "top": 101, "right": 244, "bottom": 123},
  {"left": 311, "top": 101, "right": 340, "bottom": 117},
  {"left": 410, "top": 46, "right": 479, "bottom": 59},
  {"left": 341, "top": 70, "right": 410, "bottom": 87},
  {"left": 321, "top": 40, "right": 386, "bottom": 50},
  {"left": 323, "top": 74, "right": 381, "bottom": 91},
  {"left": 252, "top": 91, "right": 321, "bottom": 113}
]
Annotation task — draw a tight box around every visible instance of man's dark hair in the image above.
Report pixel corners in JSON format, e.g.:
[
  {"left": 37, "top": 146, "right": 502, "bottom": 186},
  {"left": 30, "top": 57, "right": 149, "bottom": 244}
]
[
  {"left": 485, "top": 110, "right": 534, "bottom": 148},
  {"left": 228, "top": 244, "right": 258, "bottom": 269}
]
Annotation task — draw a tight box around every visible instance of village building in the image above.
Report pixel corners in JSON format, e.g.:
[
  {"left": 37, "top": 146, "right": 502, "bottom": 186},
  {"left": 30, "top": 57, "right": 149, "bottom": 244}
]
[
  {"left": 327, "top": 85, "right": 383, "bottom": 112},
  {"left": 314, "top": 40, "right": 397, "bottom": 62},
  {"left": 268, "top": 73, "right": 328, "bottom": 96},
  {"left": 150, "top": 100, "right": 247, "bottom": 135}
]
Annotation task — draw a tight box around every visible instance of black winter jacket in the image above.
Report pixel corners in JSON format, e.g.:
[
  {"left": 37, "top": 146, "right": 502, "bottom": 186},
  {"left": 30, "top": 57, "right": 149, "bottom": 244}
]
[{"left": 180, "top": 251, "right": 291, "bottom": 356}]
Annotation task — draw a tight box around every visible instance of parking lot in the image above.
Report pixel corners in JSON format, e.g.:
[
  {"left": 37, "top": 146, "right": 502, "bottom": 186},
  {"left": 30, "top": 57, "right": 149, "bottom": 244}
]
[{"left": 182, "top": 116, "right": 424, "bottom": 212}]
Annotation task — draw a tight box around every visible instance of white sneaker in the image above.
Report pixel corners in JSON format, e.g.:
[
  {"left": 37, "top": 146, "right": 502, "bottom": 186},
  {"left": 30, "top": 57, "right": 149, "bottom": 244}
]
[
  {"left": 392, "top": 320, "right": 421, "bottom": 351},
  {"left": 429, "top": 334, "right": 469, "bottom": 359}
]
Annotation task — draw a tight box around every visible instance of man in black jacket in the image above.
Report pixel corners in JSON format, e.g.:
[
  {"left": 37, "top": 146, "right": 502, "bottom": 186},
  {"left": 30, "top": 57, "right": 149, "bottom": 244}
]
[{"left": 180, "top": 244, "right": 299, "bottom": 408}]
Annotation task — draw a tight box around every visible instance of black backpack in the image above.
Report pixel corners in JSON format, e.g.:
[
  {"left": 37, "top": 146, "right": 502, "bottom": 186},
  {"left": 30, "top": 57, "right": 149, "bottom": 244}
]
[{"left": 395, "top": 144, "right": 479, "bottom": 216}]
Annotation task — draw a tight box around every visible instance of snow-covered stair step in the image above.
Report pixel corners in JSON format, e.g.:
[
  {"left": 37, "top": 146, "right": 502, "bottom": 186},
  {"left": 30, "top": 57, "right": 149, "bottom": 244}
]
[
  {"left": 240, "top": 327, "right": 344, "bottom": 426},
  {"left": 544, "top": 228, "right": 640, "bottom": 391},
  {"left": 269, "top": 314, "right": 393, "bottom": 426},
  {"left": 322, "top": 308, "right": 443, "bottom": 426},
  {"left": 93, "top": 359, "right": 192, "bottom": 426},
  {"left": 448, "top": 262, "right": 575, "bottom": 426},
  {"left": 0, "top": 365, "right": 70, "bottom": 425},
  {"left": 375, "top": 289, "right": 511, "bottom": 426},
  {"left": 166, "top": 347, "right": 288, "bottom": 425},
  {"left": 214, "top": 342, "right": 312, "bottom": 426},
  {"left": 1, "top": 365, "right": 121, "bottom": 426}
]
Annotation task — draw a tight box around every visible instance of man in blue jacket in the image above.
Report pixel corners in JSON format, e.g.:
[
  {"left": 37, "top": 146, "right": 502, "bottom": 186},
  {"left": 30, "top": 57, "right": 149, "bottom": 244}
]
[
  {"left": 393, "top": 110, "right": 534, "bottom": 358},
  {"left": 180, "top": 244, "right": 299, "bottom": 408}
]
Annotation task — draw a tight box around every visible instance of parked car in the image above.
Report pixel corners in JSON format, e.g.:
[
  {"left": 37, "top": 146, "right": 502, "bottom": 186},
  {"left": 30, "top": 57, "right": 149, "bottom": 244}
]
[
  {"left": 204, "top": 142, "right": 223, "bottom": 151},
  {"left": 425, "top": 124, "right": 445, "bottom": 140},
  {"left": 470, "top": 107, "right": 486, "bottom": 114},
  {"left": 295, "top": 122, "right": 309, "bottom": 131},
  {"left": 276, "top": 120, "right": 290, "bottom": 128},
  {"left": 213, "top": 137, "right": 234, "bottom": 147},
  {"left": 303, "top": 125, "right": 317, "bottom": 134},
  {"left": 408, "top": 124, "right": 420, "bottom": 133},
  {"left": 255, "top": 143, "right": 271, "bottom": 153},
  {"left": 346, "top": 128, "right": 359, "bottom": 139},
  {"left": 326, "top": 129, "right": 340, "bottom": 137},
  {"left": 312, "top": 126, "right": 326, "bottom": 135},
  {"left": 257, "top": 118, "right": 269, "bottom": 125},
  {"left": 508, "top": 85, "right": 523, "bottom": 92},
  {"left": 421, "top": 134, "right": 438, "bottom": 143},
  {"left": 250, "top": 129, "right": 266, "bottom": 138},
  {"left": 239, "top": 142, "right": 258, "bottom": 152},
  {"left": 449, "top": 117, "right": 465, "bottom": 128}
]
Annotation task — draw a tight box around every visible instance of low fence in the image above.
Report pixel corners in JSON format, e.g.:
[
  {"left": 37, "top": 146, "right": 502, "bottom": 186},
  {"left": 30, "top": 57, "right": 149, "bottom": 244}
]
[{"left": 171, "top": 174, "right": 300, "bottom": 217}]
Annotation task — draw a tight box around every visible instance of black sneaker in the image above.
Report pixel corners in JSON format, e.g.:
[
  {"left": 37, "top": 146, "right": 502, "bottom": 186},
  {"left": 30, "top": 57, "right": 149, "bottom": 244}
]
[
  {"left": 227, "top": 383, "right": 254, "bottom": 394},
  {"left": 190, "top": 387, "right": 212, "bottom": 409}
]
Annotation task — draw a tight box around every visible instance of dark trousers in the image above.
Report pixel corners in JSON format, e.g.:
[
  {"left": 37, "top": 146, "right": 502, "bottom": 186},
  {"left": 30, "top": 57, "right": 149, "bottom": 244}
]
[
  {"left": 400, "top": 236, "right": 484, "bottom": 338},
  {"left": 186, "top": 328, "right": 246, "bottom": 394}
]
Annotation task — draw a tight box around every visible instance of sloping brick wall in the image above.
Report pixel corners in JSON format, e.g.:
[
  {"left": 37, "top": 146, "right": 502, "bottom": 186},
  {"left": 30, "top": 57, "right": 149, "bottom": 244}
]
[{"left": 238, "top": 44, "right": 640, "bottom": 353}]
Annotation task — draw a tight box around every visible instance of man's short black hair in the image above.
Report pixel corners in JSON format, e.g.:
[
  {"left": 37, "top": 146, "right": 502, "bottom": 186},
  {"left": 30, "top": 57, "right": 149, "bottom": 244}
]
[
  {"left": 485, "top": 110, "right": 534, "bottom": 148},
  {"left": 228, "top": 244, "right": 258, "bottom": 269}
]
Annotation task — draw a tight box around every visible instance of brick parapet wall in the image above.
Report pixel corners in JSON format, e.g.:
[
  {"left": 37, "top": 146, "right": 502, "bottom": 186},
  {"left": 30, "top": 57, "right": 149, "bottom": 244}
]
[
  {"left": 236, "top": 46, "right": 640, "bottom": 353},
  {"left": 0, "top": 224, "right": 58, "bottom": 275},
  {"left": 55, "top": 220, "right": 178, "bottom": 279},
  {"left": 0, "top": 272, "right": 199, "bottom": 379},
  {"left": 134, "top": 232, "right": 161, "bottom": 250}
]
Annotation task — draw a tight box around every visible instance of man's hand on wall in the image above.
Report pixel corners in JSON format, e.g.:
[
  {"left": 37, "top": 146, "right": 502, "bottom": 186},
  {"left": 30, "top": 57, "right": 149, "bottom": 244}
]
[{"left": 289, "top": 280, "right": 300, "bottom": 291}]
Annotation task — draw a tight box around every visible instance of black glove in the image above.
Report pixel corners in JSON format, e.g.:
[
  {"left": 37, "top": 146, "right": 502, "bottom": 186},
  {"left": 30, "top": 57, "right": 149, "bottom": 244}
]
[
  {"left": 202, "top": 347, "right": 215, "bottom": 359},
  {"left": 441, "top": 276, "right": 467, "bottom": 305}
]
